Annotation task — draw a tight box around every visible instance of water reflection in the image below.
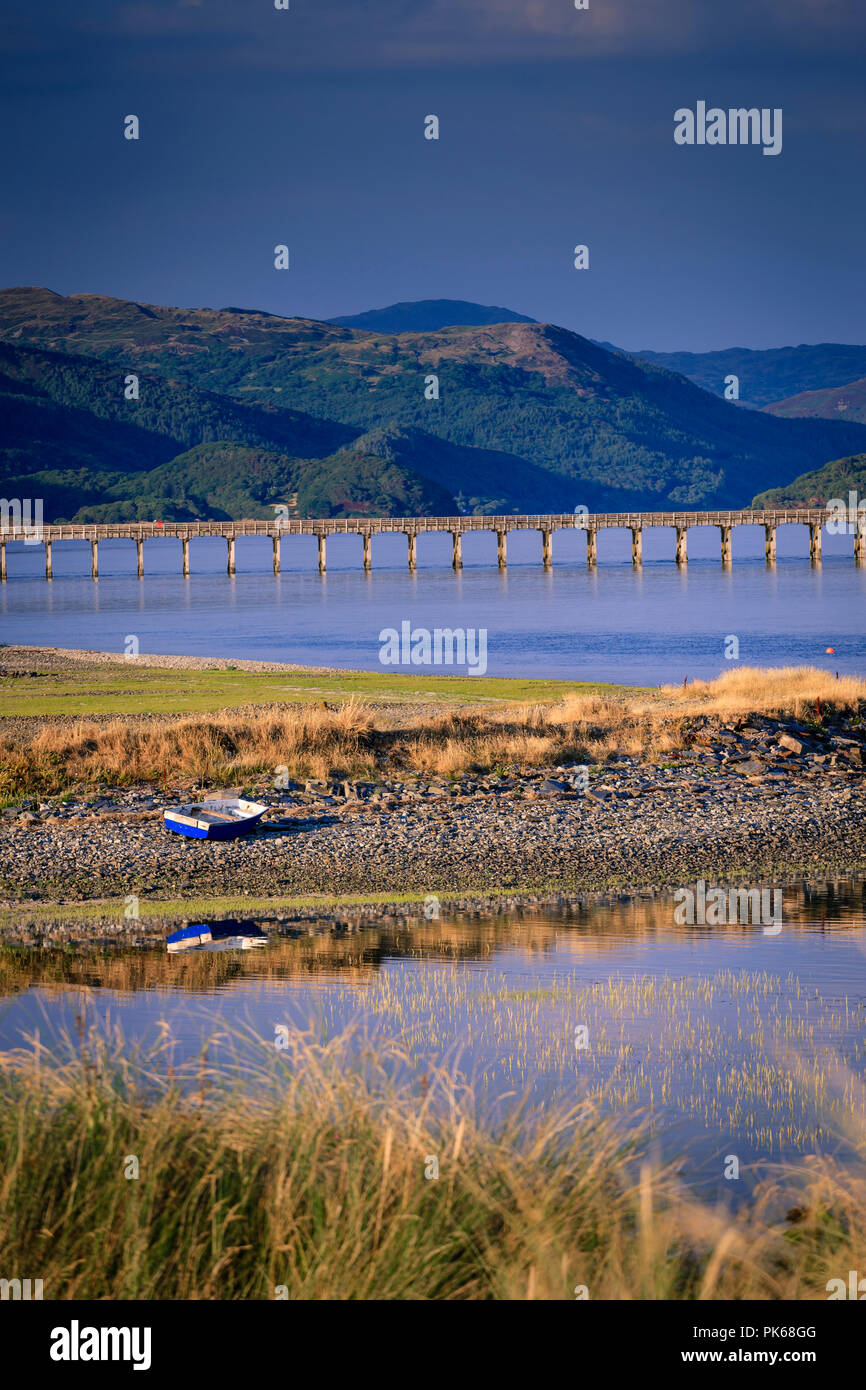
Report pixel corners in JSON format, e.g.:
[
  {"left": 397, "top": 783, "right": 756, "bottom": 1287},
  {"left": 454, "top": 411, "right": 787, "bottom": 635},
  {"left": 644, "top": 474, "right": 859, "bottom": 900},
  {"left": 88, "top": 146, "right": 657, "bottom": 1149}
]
[{"left": 1, "top": 878, "right": 864, "bottom": 1197}]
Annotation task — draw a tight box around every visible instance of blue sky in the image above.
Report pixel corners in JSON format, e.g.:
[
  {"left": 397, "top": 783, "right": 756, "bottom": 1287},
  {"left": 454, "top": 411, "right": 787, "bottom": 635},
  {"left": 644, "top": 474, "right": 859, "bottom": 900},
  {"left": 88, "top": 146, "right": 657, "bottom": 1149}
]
[{"left": 1, "top": 0, "right": 864, "bottom": 350}]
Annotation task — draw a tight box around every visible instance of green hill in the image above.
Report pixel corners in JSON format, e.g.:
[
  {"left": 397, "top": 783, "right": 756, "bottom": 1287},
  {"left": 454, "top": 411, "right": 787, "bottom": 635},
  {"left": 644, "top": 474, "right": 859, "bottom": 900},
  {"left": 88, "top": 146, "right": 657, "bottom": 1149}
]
[
  {"left": 752, "top": 453, "right": 866, "bottom": 508},
  {"left": 61, "top": 441, "right": 457, "bottom": 523},
  {"left": 295, "top": 445, "right": 456, "bottom": 518},
  {"left": 5, "top": 288, "right": 866, "bottom": 513},
  {"left": 0, "top": 338, "right": 353, "bottom": 474}
]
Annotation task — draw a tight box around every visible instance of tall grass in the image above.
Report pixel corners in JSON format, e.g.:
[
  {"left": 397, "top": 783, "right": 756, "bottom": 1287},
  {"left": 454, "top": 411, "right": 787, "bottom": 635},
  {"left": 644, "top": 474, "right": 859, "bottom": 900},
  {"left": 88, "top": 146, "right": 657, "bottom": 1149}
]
[
  {"left": 0, "top": 1021, "right": 863, "bottom": 1300},
  {"left": 1, "top": 666, "right": 863, "bottom": 796}
]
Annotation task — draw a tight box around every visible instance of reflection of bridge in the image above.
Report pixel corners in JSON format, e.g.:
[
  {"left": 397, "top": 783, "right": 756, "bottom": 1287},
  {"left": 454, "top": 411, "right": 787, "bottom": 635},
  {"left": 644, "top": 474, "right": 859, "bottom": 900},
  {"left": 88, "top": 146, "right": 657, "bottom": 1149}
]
[{"left": 1, "top": 509, "right": 864, "bottom": 580}]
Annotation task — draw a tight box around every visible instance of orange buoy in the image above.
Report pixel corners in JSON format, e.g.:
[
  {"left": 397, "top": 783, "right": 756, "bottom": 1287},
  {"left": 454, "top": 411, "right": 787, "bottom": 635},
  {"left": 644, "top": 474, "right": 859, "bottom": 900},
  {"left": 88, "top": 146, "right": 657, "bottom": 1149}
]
[{"left": 825, "top": 647, "right": 836, "bottom": 654}]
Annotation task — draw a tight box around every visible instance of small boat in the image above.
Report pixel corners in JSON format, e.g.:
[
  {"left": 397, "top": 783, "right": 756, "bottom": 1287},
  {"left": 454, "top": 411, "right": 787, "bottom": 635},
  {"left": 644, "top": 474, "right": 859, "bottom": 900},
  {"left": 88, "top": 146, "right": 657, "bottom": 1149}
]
[
  {"left": 167, "top": 923, "right": 213, "bottom": 952},
  {"left": 167, "top": 919, "right": 269, "bottom": 954},
  {"left": 163, "top": 797, "right": 268, "bottom": 840}
]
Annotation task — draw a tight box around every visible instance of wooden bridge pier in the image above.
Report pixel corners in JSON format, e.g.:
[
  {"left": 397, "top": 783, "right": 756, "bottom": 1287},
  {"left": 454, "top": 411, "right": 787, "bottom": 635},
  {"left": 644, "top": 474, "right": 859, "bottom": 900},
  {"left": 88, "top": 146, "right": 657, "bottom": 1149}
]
[
  {"left": 138, "top": 539, "right": 145, "bottom": 579},
  {"left": 0, "top": 541, "right": 5, "bottom": 583},
  {"left": 45, "top": 539, "right": 52, "bottom": 580},
  {"left": 809, "top": 523, "right": 822, "bottom": 564},
  {"left": 675, "top": 526, "right": 688, "bottom": 566},
  {"left": 586, "top": 528, "right": 597, "bottom": 568},
  {"left": 541, "top": 528, "right": 553, "bottom": 568},
  {"left": 363, "top": 534, "right": 372, "bottom": 572},
  {"left": 272, "top": 536, "right": 280, "bottom": 575},
  {"left": 227, "top": 536, "right": 236, "bottom": 576},
  {"left": 764, "top": 524, "right": 777, "bottom": 566},
  {"left": 452, "top": 532, "right": 462, "bottom": 570},
  {"left": 407, "top": 533, "right": 417, "bottom": 572},
  {"left": 856, "top": 522, "right": 866, "bottom": 565},
  {"left": 497, "top": 530, "right": 507, "bottom": 569},
  {"left": 719, "top": 524, "right": 732, "bottom": 566},
  {"left": 317, "top": 535, "right": 326, "bottom": 574},
  {"left": 630, "top": 527, "right": 642, "bottom": 568}
]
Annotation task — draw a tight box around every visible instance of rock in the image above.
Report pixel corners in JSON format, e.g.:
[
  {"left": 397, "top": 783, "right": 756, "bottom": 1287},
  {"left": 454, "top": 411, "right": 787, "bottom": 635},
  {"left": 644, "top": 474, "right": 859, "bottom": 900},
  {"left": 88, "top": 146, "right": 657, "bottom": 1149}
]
[
  {"left": 539, "top": 779, "right": 569, "bottom": 795},
  {"left": 778, "top": 734, "right": 804, "bottom": 755}
]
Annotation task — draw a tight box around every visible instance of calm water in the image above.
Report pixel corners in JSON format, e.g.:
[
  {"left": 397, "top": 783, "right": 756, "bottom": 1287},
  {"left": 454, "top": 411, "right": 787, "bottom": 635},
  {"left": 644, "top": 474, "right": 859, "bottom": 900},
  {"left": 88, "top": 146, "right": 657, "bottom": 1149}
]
[
  {"left": 3, "top": 881, "right": 865, "bottom": 1195},
  {"left": 2, "top": 526, "right": 865, "bottom": 683}
]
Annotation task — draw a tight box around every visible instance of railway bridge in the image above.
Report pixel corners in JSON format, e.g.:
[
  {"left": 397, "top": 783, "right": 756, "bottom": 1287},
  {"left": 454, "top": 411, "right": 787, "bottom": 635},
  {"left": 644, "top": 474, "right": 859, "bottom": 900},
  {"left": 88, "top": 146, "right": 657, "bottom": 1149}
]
[{"left": 1, "top": 509, "right": 863, "bottom": 580}]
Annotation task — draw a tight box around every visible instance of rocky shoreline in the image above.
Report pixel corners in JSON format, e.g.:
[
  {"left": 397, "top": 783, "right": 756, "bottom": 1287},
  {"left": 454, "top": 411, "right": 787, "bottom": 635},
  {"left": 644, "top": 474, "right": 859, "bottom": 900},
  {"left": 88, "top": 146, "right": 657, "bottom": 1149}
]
[{"left": 2, "top": 708, "right": 864, "bottom": 938}]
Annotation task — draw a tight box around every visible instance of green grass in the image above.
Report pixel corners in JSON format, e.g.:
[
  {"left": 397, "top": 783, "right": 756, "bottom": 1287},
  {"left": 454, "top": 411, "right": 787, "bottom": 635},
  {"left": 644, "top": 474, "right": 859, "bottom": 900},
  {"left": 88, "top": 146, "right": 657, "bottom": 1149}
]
[
  {"left": 0, "top": 890, "right": 467, "bottom": 928},
  {"left": 0, "top": 664, "right": 640, "bottom": 717}
]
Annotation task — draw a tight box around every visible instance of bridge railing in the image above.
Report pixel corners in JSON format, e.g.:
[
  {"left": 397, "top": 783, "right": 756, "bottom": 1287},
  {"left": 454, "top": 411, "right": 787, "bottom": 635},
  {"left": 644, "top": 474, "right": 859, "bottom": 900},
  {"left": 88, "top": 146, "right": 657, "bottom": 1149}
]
[{"left": 0, "top": 508, "right": 836, "bottom": 542}]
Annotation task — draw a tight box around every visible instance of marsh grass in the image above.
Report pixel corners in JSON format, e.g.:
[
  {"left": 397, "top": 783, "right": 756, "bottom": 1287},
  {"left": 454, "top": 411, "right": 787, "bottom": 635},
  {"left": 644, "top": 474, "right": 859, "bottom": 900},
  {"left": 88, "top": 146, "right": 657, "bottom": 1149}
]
[
  {"left": 1, "top": 665, "right": 863, "bottom": 796},
  {"left": 0, "top": 1018, "right": 864, "bottom": 1300}
]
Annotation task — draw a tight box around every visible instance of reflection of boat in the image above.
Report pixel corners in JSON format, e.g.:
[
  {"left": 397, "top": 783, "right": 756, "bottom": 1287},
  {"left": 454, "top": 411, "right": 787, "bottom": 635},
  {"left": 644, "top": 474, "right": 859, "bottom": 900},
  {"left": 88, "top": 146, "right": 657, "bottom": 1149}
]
[
  {"left": 167, "top": 920, "right": 269, "bottom": 954},
  {"left": 163, "top": 798, "right": 267, "bottom": 839}
]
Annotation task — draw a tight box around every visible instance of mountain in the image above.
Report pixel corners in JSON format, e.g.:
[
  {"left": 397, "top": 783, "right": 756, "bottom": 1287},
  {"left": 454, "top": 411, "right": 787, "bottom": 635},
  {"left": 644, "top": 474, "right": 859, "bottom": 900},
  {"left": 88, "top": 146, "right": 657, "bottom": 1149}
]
[
  {"left": 5, "top": 287, "right": 866, "bottom": 513},
  {"left": 763, "top": 377, "right": 866, "bottom": 425},
  {"left": 327, "top": 299, "right": 536, "bottom": 333},
  {"left": 627, "top": 344, "right": 866, "bottom": 409},
  {"left": 0, "top": 338, "right": 477, "bottom": 520},
  {"left": 752, "top": 453, "right": 866, "bottom": 509}
]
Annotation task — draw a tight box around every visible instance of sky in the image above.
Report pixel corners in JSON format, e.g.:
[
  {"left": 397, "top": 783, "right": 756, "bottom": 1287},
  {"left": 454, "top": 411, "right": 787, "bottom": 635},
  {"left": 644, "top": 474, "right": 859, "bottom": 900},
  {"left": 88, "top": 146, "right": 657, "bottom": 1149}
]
[{"left": 1, "top": 0, "right": 865, "bottom": 351}]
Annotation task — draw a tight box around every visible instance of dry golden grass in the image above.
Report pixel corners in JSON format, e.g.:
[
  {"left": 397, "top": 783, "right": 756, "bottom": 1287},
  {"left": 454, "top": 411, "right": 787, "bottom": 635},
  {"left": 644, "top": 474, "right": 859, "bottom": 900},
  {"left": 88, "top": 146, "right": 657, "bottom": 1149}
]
[
  {"left": 1, "top": 666, "right": 863, "bottom": 795},
  {"left": 0, "top": 699, "right": 378, "bottom": 794},
  {"left": 660, "top": 665, "right": 866, "bottom": 716}
]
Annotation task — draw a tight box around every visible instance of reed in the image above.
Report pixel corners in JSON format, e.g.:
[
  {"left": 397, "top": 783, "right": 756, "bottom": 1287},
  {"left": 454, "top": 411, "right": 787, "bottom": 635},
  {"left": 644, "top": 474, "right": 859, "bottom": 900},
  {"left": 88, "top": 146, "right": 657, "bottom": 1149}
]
[
  {"left": 1, "top": 666, "right": 863, "bottom": 796},
  {"left": 0, "top": 1019, "right": 863, "bottom": 1300}
]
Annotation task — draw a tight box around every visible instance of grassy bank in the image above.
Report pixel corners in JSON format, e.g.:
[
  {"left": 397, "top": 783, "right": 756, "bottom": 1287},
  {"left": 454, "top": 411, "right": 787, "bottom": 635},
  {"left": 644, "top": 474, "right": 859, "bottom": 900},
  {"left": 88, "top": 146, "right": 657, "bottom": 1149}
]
[
  {"left": 0, "top": 1026, "right": 862, "bottom": 1300},
  {"left": 0, "top": 654, "right": 625, "bottom": 717},
  {"left": 1, "top": 664, "right": 862, "bottom": 799}
]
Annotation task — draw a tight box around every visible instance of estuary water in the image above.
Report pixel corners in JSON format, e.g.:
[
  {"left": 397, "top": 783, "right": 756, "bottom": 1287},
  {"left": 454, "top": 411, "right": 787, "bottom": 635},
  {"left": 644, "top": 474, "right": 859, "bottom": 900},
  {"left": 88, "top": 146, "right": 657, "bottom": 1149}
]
[
  {"left": 1, "top": 525, "right": 865, "bottom": 685},
  {"left": 2, "top": 881, "right": 865, "bottom": 1196}
]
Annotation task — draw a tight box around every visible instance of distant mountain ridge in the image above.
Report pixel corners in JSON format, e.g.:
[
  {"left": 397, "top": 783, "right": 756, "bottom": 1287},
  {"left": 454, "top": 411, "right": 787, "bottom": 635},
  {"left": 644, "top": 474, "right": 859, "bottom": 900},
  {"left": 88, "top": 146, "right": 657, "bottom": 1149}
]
[
  {"left": 327, "top": 299, "right": 536, "bottom": 333},
  {"left": 4, "top": 287, "right": 866, "bottom": 520},
  {"left": 627, "top": 344, "right": 866, "bottom": 408},
  {"left": 763, "top": 377, "right": 866, "bottom": 425}
]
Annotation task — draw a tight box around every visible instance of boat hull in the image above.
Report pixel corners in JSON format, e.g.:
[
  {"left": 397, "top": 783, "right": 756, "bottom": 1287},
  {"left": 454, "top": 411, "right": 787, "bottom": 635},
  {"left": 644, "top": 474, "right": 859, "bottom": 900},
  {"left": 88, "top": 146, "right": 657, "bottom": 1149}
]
[
  {"left": 163, "top": 814, "right": 262, "bottom": 840},
  {"left": 163, "top": 798, "right": 268, "bottom": 840}
]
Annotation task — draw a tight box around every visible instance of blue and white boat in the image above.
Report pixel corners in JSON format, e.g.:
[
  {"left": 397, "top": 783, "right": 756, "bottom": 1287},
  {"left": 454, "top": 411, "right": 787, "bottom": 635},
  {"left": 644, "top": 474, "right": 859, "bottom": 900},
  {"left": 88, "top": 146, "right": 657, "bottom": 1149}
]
[
  {"left": 167, "top": 919, "right": 268, "bottom": 953},
  {"left": 163, "top": 797, "right": 268, "bottom": 840},
  {"left": 167, "top": 923, "right": 214, "bottom": 952}
]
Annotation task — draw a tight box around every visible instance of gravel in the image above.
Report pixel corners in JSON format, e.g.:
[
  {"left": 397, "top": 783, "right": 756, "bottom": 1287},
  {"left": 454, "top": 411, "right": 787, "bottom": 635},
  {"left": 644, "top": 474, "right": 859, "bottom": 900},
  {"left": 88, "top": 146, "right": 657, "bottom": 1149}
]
[{"left": 2, "top": 724, "right": 864, "bottom": 927}]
